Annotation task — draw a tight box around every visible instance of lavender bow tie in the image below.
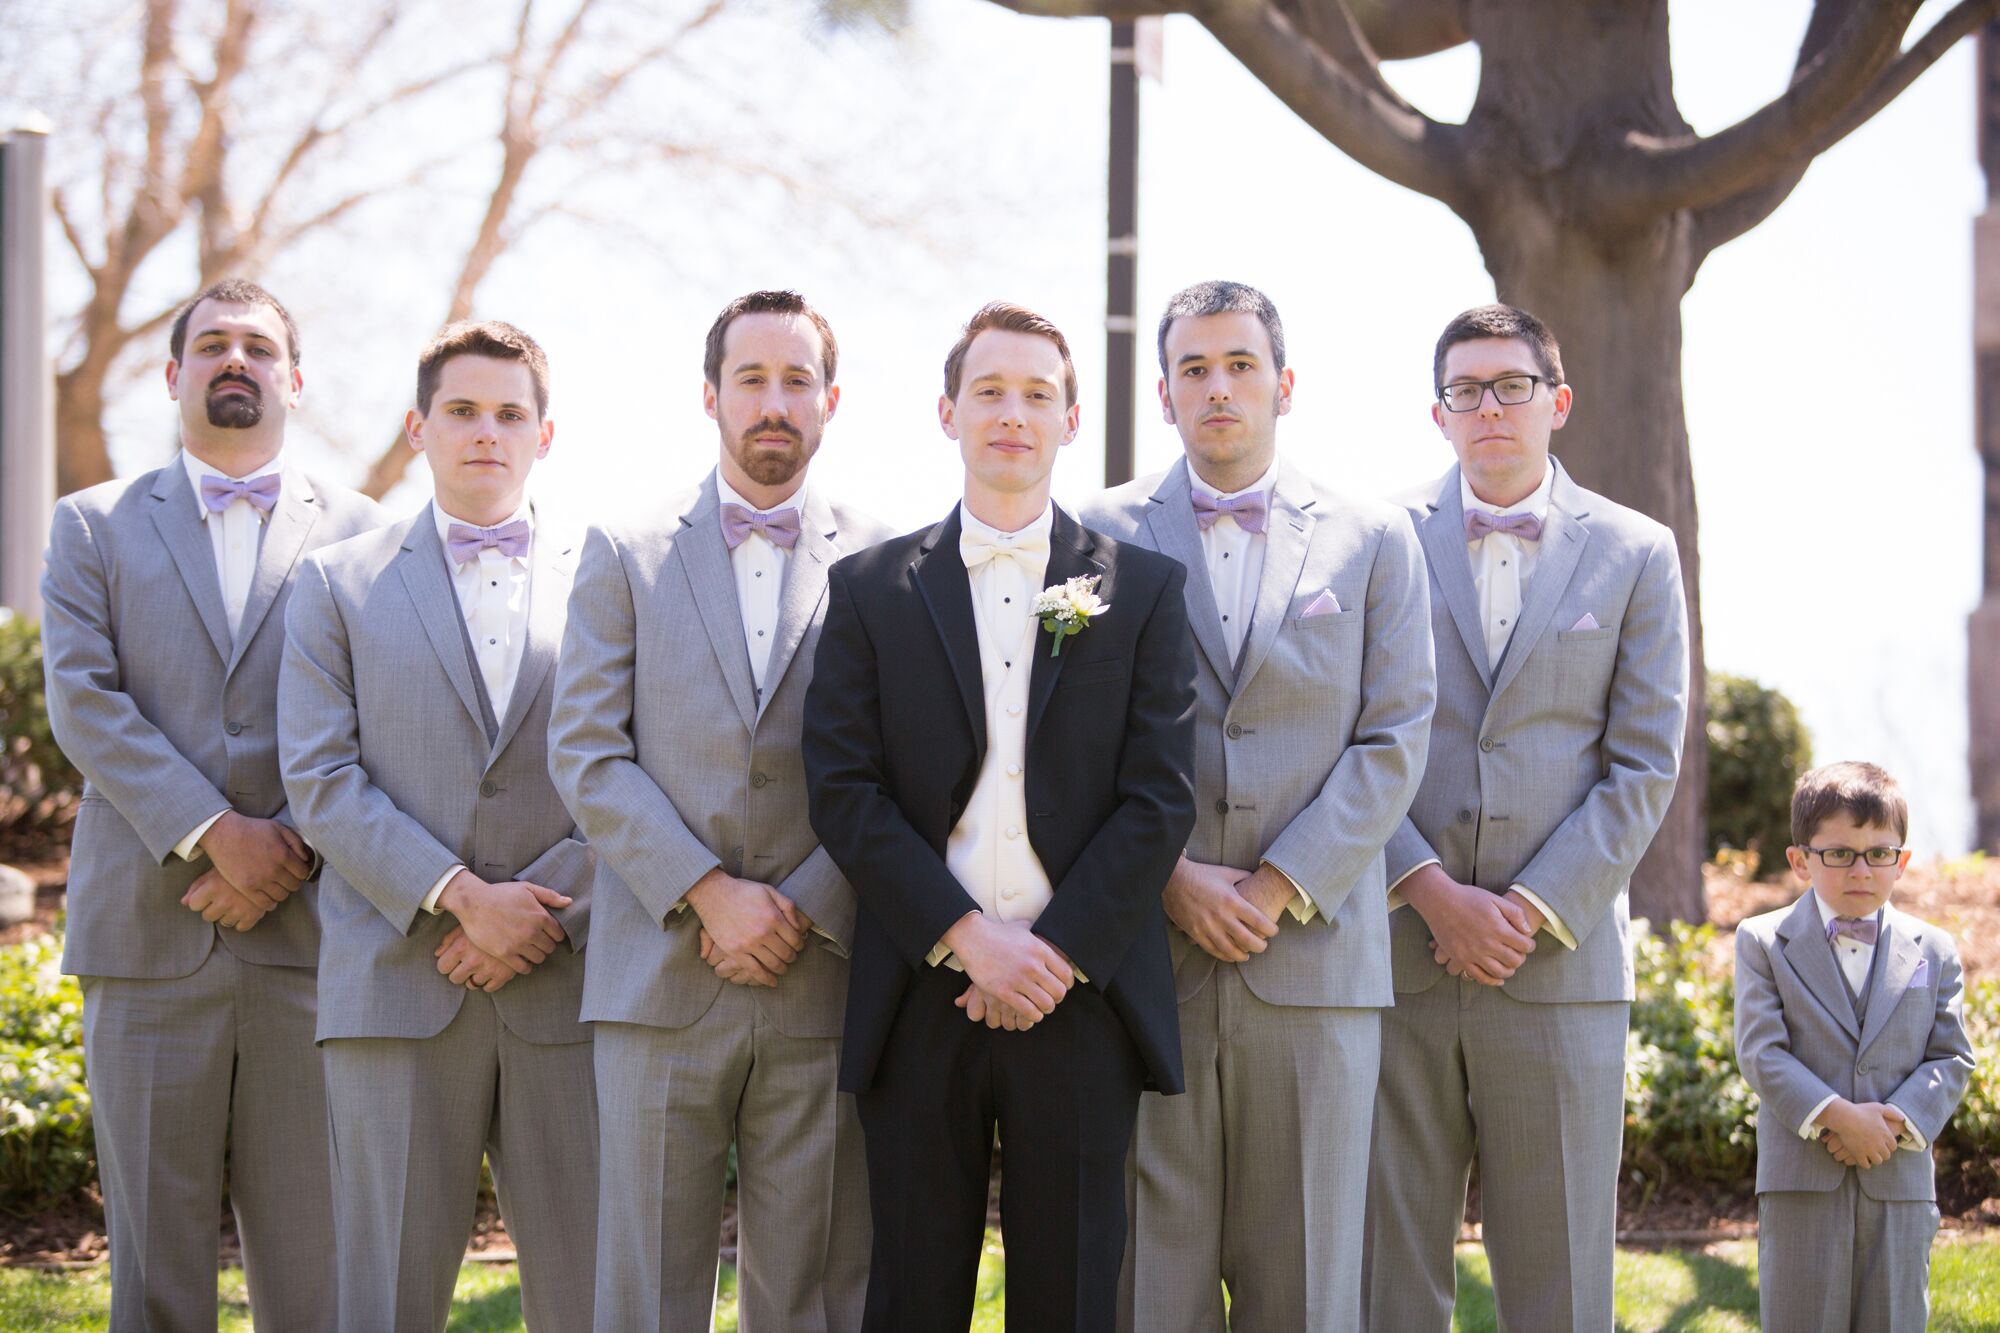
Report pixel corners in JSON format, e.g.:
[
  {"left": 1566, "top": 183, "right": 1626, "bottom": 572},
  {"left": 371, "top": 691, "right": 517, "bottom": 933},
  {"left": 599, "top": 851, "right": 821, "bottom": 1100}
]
[
  {"left": 1464, "top": 509, "right": 1543, "bottom": 543},
  {"left": 720, "top": 503, "right": 801, "bottom": 550},
  {"left": 1190, "top": 489, "right": 1268, "bottom": 534},
  {"left": 1828, "top": 917, "right": 1879, "bottom": 946},
  {"left": 199, "top": 473, "right": 281, "bottom": 515},
  {"left": 446, "top": 520, "right": 531, "bottom": 564}
]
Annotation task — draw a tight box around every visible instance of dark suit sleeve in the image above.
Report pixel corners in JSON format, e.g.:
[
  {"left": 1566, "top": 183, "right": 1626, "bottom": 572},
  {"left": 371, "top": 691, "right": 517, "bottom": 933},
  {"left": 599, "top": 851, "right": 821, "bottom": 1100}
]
[
  {"left": 803, "top": 560, "right": 983, "bottom": 967},
  {"left": 1032, "top": 561, "right": 1197, "bottom": 984}
]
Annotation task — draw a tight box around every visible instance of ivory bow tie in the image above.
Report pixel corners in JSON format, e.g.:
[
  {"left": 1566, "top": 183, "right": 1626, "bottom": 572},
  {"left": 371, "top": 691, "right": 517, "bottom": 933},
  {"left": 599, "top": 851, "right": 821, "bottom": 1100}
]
[
  {"left": 1827, "top": 917, "right": 1879, "bottom": 946},
  {"left": 199, "top": 473, "right": 281, "bottom": 515},
  {"left": 1190, "top": 489, "right": 1268, "bottom": 534},
  {"left": 446, "top": 520, "right": 532, "bottom": 564},
  {"left": 959, "top": 527, "right": 1048, "bottom": 570},
  {"left": 1464, "top": 509, "right": 1543, "bottom": 543},
  {"left": 720, "top": 503, "right": 801, "bottom": 550}
]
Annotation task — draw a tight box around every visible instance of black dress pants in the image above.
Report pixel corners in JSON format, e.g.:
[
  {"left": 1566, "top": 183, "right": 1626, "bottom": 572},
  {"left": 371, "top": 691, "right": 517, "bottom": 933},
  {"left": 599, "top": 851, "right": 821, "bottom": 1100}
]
[{"left": 856, "top": 963, "right": 1148, "bottom": 1333}]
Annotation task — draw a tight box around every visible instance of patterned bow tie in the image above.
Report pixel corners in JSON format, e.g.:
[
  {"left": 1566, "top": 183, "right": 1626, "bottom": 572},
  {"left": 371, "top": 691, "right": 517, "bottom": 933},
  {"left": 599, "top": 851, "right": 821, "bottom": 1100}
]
[
  {"left": 720, "top": 503, "right": 801, "bottom": 550},
  {"left": 1190, "top": 489, "right": 1268, "bottom": 534},
  {"left": 1827, "top": 917, "right": 1879, "bottom": 946},
  {"left": 960, "top": 526, "right": 1049, "bottom": 570},
  {"left": 446, "top": 519, "right": 532, "bottom": 565},
  {"left": 199, "top": 473, "right": 281, "bottom": 515},
  {"left": 1464, "top": 509, "right": 1543, "bottom": 543}
]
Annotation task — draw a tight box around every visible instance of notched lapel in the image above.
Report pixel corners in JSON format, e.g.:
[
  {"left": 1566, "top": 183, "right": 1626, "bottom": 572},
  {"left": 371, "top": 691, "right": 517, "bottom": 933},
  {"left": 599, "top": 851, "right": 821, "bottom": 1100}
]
[
  {"left": 1026, "top": 511, "right": 1104, "bottom": 740},
  {"left": 396, "top": 511, "right": 489, "bottom": 738},
  {"left": 1487, "top": 492, "right": 1590, "bottom": 702},
  {"left": 1858, "top": 918, "right": 1921, "bottom": 1057},
  {"left": 147, "top": 465, "right": 234, "bottom": 666},
  {"left": 1778, "top": 895, "right": 1861, "bottom": 1041},
  {"left": 1419, "top": 472, "right": 1492, "bottom": 691},
  {"left": 1232, "top": 468, "right": 1313, "bottom": 693},
  {"left": 1144, "top": 462, "right": 1234, "bottom": 689},
  {"left": 759, "top": 489, "right": 837, "bottom": 718},
  {"left": 227, "top": 469, "right": 320, "bottom": 676},
  {"left": 912, "top": 508, "right": 987, "bottom": 759},
  {"left": 490, "top": 519, "right": 574, "bottom": 760},
  {"left": 677, "top": 478, "right": 758, "bottom": 731}
]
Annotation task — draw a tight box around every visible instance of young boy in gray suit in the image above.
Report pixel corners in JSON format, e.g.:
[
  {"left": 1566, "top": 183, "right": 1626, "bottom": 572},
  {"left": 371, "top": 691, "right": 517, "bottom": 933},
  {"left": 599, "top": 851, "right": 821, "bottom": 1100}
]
[{"left": 1734, "top": 761, "right": 1975, "bottom": 1333}]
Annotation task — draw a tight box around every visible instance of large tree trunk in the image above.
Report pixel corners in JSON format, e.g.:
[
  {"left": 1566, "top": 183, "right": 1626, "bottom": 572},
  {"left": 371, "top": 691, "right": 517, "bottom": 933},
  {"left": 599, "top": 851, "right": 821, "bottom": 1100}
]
[
  {"left": 1468, "top": 198, "right": 1709, "bottom": 922},
  {"left": 54, "top": 360, "right": 118, "bottom": 497}
]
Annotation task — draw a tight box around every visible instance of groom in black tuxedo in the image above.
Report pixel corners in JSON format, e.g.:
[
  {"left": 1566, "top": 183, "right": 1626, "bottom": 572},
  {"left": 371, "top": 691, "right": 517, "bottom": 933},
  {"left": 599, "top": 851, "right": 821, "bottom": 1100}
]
[{"left": 804, "top": 302, "right": 1197, "bottom": 1331}]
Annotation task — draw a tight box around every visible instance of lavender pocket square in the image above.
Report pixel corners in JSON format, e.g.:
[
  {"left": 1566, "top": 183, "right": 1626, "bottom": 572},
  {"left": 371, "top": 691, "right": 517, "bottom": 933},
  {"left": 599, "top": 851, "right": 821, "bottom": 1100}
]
[
  {"left": 1909, "top": 958, "right": 1929, "bottom": 990},
  {"left": 1300, "top": 589, "right": 1342, "bottom": 619},
  {"left": 1570, "top": 612, "right": 1601, "bottom": 631}
]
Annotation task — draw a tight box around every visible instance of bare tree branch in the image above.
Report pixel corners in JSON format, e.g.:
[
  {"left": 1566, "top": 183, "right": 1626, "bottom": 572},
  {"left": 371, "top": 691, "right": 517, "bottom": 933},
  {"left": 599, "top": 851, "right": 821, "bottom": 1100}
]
[
  {"left": 51, "top": 189, "right": 100, "bottom": 275},
  {"left": 1340, "top": 0, "right": 1464, "bottom": 60},
  {"left": 1598, "top": 0, "right": 1945, "bottom": 225}
]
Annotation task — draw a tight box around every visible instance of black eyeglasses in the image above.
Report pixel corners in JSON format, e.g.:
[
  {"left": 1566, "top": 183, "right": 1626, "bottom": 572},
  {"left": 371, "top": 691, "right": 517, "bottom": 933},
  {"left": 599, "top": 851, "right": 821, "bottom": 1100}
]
[
  {"left": 1438, "top": 375, "right": 1547, "bottom": 413},
  {"left": 1798, "top": 845, "right": 1904, "bottom": 868}
]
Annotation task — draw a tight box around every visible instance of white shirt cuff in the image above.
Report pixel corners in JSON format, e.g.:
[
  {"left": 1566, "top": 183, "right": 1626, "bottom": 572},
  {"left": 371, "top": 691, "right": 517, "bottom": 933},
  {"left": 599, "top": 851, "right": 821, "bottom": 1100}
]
[
  {"left": 1385, "top": 858, "right": 1440, "bottom": 913},
  {"left": 175, "top": 810, "right": 230, "bottom": 863},
  {"left": 1510, "top": 884, "right": 1577, "bottom": 950},
  {"left": 423, "top": 865, "right": 466, "bottom": 916},
  {"left": 1260, "top": 860, "right": 1317, "bottom": 925},
  {"left": 1889, "top": 1103, "right": 1926, "bottom": 1151},
  {"left": 1801, "top": 1094, "right": 1839, "bottom": 1140}
]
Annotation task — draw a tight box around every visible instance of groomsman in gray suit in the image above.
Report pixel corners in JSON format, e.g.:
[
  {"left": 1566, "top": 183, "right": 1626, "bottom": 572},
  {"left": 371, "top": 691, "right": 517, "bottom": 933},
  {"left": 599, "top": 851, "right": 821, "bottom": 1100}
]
[
  {"left": 1362, "top": 304, "right": 1690, "bottom": 1332},
  {"left": 548, "top": 290, "right": 888, "bottom": 1333},
  {"left": 41, "top": 279, "right": 382, "bottom": 1330},
  {"left": 1081, "top": 280, "right": 1434, "bottom": 1332},
  {"left": 281, "top": 321, "right": 596, "bottom": 1332}
]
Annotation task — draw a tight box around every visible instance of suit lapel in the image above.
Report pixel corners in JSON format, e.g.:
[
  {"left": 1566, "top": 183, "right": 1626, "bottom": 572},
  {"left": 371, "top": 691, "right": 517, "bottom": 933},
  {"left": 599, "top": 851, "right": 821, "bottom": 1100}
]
[
  {"left": 1142, "top": 461, "right": 1235, "bottom": 689},
  {"left": 1026, "top": 508, "right": 1104, "bottom": 741},
  {"left": 1232, "top": 461, "right": 1314, "bottom": 694},
  {"left": 1488, "top": 460, "right": 1590, "bottom": 702},
  {"left": 676, "top": 474, "right": 758, "bottom": 732},
  {"left": 1858, "top": 912, "right": 1920, "bottom": 1057},
  {"left": 758, "top": 488, "right": 837, "bottom": 719},
  {"left": 1418, "top": 469, "right": 1492, "bottom": 692},
  {"left": 147, "top": 463, "right": 233, "bottom": 666},
  {"left": 226, "top": 464, "right": 320, "bottom": 677},
  {"left": 395, "top": 507, "right": 489, "bottom": 737},
  {"left": 489, "top": 508, "right": 573, "bottom": 760},
  {"left": 1778, "top": 893, "right": 1861, "bottom": 1041},
  {"left": 912, "top": 507, "right": 987, "bottom": 759}
]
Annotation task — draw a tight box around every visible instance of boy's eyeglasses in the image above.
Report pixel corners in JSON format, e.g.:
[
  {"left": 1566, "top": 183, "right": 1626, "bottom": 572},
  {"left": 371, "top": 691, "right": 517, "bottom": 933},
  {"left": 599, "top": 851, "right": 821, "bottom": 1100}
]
[
  {"left": 1798, "top": 845, "right": 1905, "bottom": 868},
  {"left": 1438, "top": 375, "right": 1547, "bottom": 412}
]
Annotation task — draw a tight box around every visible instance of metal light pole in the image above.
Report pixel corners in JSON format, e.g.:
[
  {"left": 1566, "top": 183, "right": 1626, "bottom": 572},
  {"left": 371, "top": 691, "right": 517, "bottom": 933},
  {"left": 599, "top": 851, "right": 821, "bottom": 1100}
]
[
  {"left": 1105, "top": 21, "right": 1140, "bottom": 488},
  {"left": 0, "top": 119, "right": 54, "bottom": 619},
  {"left": 1972, "top": 23, "right": 2000, "bottom": 853}
]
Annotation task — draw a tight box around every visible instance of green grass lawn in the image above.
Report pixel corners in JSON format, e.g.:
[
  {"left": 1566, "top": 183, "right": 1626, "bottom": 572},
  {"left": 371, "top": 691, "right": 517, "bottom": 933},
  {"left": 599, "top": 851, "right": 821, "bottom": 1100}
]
[{"left": 1, "top": 1235, "right": 1993, "bottom": 1330}]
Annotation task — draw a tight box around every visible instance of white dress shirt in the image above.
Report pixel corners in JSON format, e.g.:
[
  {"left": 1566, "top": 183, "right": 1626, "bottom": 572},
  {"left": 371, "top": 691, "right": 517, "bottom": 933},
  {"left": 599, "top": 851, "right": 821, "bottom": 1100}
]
[
  {"left": 1386, "top": 463, "right": 1574, "bottom": 950},
  {"left": 928, "top": 505, "right": 1057, "bottom": 970},
  {"left": 1187, "top": 461, "right": 1315, "bottom": 924},
  {"left": 1800, "top": 895, "right": 1923, "bottom": 1150},
  {"left": 172, "top": 452, "right": 283, "bottom": 862},
  {"left": 422, "top": 498, "right": 535, "bottom": 914},
  {"left": 715, "top": 475, "right": 799, "bottom": 699}
]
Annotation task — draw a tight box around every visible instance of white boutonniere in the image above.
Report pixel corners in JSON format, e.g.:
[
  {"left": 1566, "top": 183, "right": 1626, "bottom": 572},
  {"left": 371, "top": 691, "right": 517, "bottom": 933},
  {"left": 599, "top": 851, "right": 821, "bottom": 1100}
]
[{"left": 1032, "top": 574, "right": 1109, "bottom": 657}]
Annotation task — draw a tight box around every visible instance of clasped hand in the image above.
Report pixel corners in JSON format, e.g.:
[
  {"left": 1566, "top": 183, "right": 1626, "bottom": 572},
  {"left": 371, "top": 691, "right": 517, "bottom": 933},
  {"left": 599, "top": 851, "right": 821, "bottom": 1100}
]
[
  {"left": 1819, "top": 1100, "right": 1906, "bottom": 1170},
  {"left": 181, "top": 812, "right": 313, "bottom": 931},
  {"left": 943, "top": 913, "right": 1073, "bottom": 1029},
  {"left": 687, "top": 868, "right": 809, "bottom": 988},
  {"left": 1404, "top": 866, "right": 1539, "bottom": 986},
  {"left": 1164, "top": 857, "right": 1289, "bottom": 963},
  {"left": 435, "top": 870, "right": 569, "bottom": 987}
]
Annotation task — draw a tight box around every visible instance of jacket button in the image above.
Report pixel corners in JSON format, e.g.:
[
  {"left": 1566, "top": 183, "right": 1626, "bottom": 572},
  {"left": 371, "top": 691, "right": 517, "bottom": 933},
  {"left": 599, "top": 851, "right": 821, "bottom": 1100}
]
[
  {"left": 225, "top": 721, "right": 243, "bottom": 735},
  {"left": 1226, "top": 723, "right": 1244, "bottom": 740},
  {"left": 1457, "top": 809, "right": 1473, "bottom": 824},
  {"left": 1215, "top": 798, "right": 1230, "bottom": 816},
  {"left": 750, "top": 772, "right": 769, "bottom": 789},
  {"left": 1479, "top": 737, "right": 1495, "bottom": 753},
  {"left": 479, "top": 780, "right": 498, "bottom": 797}
]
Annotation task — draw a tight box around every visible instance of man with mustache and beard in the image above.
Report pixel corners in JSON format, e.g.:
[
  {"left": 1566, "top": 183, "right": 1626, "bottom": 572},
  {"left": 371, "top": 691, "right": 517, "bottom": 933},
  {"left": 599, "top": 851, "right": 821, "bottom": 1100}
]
[
  {"left": 40, "top": 278, "right": 384, "bottom": 1330},
  {"left": 551, "top": 290, "right": 890, "bottom": 1332}
]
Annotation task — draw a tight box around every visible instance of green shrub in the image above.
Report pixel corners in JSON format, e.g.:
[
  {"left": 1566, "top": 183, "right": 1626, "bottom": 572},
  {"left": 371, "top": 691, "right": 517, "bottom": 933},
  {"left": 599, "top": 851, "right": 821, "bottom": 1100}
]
[
  {"left": 1936, "top": 977, "right": 2000, "bottom": 1212},
  {"left": 0, "top": 613, "right": 81, "bottom": 837},
  {"left": 0, "top": 928, "right": 91, "bottom": 1215},
  {"left": 1623, "top": 921, "right": 1759, "bottom": 1202},
  {"left": 1706, "top": 672, "right": 1810, "bottom": 871}
]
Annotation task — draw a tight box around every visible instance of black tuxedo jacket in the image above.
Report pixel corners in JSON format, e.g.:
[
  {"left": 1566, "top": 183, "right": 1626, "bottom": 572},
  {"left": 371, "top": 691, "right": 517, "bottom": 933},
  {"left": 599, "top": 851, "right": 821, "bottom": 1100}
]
[{"left": 804, "top": 504, "right": 1197, "bottom": 1095}]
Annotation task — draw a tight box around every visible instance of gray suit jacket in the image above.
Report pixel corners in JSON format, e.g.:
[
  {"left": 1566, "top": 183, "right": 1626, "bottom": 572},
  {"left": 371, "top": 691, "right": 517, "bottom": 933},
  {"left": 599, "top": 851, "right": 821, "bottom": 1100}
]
[
  {"left": 1079, "top": 457, "right": 1433, "bottom": 1008},
  {"left": 279, "top": 505, "right": 592, "bottom": 1045},
  {"left": 1735, "top": 895, "right": 1975, "bottom": 1201},
  {"left": 42, "top": 459, "right": 385, "bottom": 979},
  {"left": 548, "top": 474, "right": 893, "bottom": 1039},
  {"left": 1385, "top": 459, "right": 1689, "bottom": 1003}
]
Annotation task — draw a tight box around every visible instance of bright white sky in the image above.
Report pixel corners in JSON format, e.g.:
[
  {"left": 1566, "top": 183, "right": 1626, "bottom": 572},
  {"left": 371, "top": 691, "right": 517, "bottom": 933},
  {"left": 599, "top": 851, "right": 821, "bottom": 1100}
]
[{"left": 71, "top": 1, "right": 1987, "bottom": 853}]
